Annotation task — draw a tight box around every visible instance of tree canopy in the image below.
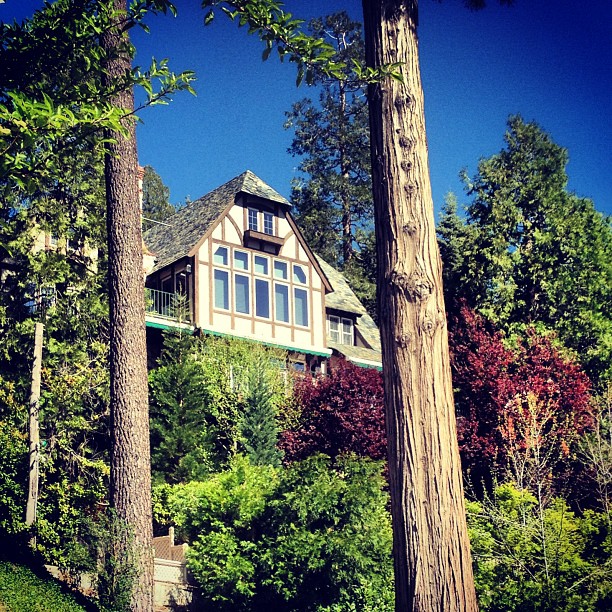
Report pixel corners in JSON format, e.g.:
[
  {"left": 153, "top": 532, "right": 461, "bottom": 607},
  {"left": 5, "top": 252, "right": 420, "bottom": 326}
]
[{"left": 439, "top": 116, "right": 612, "bottom": 385}]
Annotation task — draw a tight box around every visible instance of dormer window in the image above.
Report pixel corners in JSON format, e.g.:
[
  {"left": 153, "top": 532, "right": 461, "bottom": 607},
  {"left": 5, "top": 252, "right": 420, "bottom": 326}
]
[{"left": 327, "top": 315, "right": 354, "bottom": 345}]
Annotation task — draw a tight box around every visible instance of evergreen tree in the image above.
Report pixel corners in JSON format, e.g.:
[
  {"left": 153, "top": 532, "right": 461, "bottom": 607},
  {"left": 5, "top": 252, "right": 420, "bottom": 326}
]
[
  {"left": 439, "top": 116, "right": 612, "bottom": 384},
  {"left": 240, "top": 355, "right": 282, "bottom": 467},
  {"left": 285, "top": 12, "right": 373, "bottom": 268},
  {"left": 141, "top": 164, "right": 175, "bottom": 225}
]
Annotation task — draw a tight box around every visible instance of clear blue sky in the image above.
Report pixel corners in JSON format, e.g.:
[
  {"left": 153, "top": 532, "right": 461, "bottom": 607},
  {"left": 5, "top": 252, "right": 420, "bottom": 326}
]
[{"left": 3, "top": 0, "right": 611, "bottom": 217}]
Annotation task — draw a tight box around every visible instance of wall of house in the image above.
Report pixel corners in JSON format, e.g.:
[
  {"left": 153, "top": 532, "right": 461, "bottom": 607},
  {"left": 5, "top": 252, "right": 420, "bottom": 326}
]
[{"left": 194, "top": 198, "right": 327, "bottom": 355}]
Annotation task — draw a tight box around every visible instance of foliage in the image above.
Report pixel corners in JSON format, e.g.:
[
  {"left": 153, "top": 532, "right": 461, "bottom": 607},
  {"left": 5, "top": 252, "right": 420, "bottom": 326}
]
[
  {"left": 149, "top": 333, "right": 288, "bottom": 483},
  {"left": 0, "top": 378, "right": 28, "bottom": 539},
  {"left": 467, "top": 483, "right": 612, "bottom": 612},
  {"left": 285, "top": 14, "right": 372, "bottom": 260},
  {"left": 0, "top": 144, "right": 111, "bottom": 563},
  {"left": 280, "top": 360, "right": 386, "bottom": 464},
  {"left": 0, "top": 560, "right": 89, "bottom": 612},
  {"left": 154, "top": 454, "right": 393, "bottom": 611},
  {"left": 202, "top": 1, "right": 401, "bottom": 87},
  {"left": 439, "top": 116, "right": 612, "bottom": 385},
  {"left": 240, "top": 352, "right": 283, "bottom": 467},
  {"left": 449, "top": 305, "right": 593, "bottom": 498},
  {"left": 579, "top": 384, "right": 612, "bottom": 515},
  {"left": 0, "top": 0, "right": 195, "bottom": 191},
  {"left": 141, "top": 164, "right": 176, "bottom": 225}
]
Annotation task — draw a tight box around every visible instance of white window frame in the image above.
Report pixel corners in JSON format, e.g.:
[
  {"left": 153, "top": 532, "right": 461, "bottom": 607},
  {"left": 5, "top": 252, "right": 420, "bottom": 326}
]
[
  {"left": 263, "top": 211, "right": 274, "bottom": 235},
  {"left": 248, "top": 208, "right": 259, "bottom": 232},
  {"left": 327, "top": 315, "right": 353, "bottom": 345}
]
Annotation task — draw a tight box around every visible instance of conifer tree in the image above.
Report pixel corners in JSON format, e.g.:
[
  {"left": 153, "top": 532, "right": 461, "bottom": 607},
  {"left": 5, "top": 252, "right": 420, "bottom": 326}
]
[{"left": 241, "top": 356, "right": 282, "bottom": 467}]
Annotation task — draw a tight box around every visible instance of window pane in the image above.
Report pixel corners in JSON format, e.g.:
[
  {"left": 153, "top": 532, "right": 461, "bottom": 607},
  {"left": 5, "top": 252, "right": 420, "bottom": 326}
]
[
  {"left": 275, "top": 283, "right": 289, "bottom": 322},
  {"left": 274, "top": 260, "right": 288, "bottom": 280},
  {"left": 248, "top": 208, "right": 259, "bottom": 231},
  {"left": 342, "top": 318, "right": 353, "bottom": 345},
  {"left": 329, "top": 316, "right": 340, "bottom": 342},
  {"left": 213, "top": 246, "right": 228, "bottom": 266},
  {"left": 293, "top": 264, "right": 307, "bottom": 284},
  {"left": 254, "top": 255, "right": 269, "bottom": 275},
  {"left": 255, "top": 279, "right": 270, "bottom": 318},
  {"left": 235, "top": 274, "right": 250, "bottom": 314},
  {"left": 214, "top": 269, "right": 229, "bottom": 310},
  {"left": 263, "top": 211, "right": 274, "bottom": 235},
  {"left": 234, "top": 250, "right": 249, "bottom": 271},
  {"left": 294, "top": 288, "right": 308, "bottom": 327}
]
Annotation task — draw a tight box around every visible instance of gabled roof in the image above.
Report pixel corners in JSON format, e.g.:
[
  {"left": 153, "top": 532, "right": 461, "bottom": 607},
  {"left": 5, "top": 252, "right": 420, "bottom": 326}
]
[
  {"left": 316, "top": 255, "right": 382, "bottom": 364},
  {"left": 144, "top": 170, "right": 289, "bottom": 272}
]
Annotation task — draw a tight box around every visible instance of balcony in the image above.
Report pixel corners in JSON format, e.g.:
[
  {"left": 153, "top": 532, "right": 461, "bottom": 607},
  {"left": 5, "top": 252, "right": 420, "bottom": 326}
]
[{"left": 145, "top": 288, "right": 192, "bottom": 323}]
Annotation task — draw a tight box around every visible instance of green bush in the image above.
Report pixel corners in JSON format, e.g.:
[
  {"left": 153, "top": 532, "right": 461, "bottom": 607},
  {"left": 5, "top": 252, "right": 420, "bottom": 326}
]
[
  {"left": 154, "top": 454, "right": 394, "bottom": 611},
  {"left": 468, "top": 482, "right": 612, "bottom": 611},
  {"left": 0, "top": 561, "right": 88, "bottom": 612}
]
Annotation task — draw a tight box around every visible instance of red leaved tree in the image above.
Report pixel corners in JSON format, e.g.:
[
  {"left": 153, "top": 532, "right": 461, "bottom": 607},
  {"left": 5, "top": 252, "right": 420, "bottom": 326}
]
[
  {"left": 280, "top": 360, "right": 386, "bottom": 463},
  {"left": 449, "top": 304, "right": 593, "bottom": 497}
]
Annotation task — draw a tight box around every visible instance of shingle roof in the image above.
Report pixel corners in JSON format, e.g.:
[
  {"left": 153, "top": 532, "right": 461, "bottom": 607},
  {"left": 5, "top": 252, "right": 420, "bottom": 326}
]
[
  {"left": 316, "top": 256, "right": 382, "bottom": 364},
  {"left": 144, "top": 170, "right": 289, "bottom": 272},
  {"left": 328, "top": 341, "right": 382, "bottom": 369},
  {"left": 316, "top": 256, "right": 368, "bottom": 317}
]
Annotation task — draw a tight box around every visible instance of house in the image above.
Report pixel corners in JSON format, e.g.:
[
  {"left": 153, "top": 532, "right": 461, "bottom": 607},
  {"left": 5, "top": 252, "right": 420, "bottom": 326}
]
[{"left": 143, "top": 170, "right": 382, "bottom": 371}]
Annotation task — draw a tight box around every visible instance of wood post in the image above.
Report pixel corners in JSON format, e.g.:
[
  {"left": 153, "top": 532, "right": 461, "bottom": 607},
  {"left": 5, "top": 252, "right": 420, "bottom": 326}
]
[{"left": 26, "top": 322, "right": 44, "bottom": 537}]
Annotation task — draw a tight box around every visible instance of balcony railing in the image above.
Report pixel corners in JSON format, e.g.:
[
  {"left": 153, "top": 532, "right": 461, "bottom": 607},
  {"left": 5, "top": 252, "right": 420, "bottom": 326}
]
[{"left": 145, "top": 288, "right": 191, "bottom": 323}]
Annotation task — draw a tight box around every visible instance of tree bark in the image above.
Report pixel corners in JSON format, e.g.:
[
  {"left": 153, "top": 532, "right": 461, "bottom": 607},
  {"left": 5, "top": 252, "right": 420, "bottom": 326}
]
[
  {"left": 101, "top": 2, "right": 153, "bottom": 610},
  {"left": 361, "top": 1, "right": 478, "bottom": 610}
]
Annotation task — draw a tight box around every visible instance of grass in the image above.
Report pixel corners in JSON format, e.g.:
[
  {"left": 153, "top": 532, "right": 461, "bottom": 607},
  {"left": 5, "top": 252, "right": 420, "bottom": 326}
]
[{"left": 0, "top": 560, "right": 88, "bottom": 612}]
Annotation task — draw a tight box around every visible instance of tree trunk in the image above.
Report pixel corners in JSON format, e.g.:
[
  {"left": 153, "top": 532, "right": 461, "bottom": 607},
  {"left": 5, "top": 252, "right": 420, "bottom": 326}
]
[
  {"left": 338, "top": 79, "right": 353, "bottom": 265},
  {"left": 101, "top": 2, "right": 154, "bottom": 610},
  {"left": 361, "top": 1, "right": 478, "bottom": 610}
]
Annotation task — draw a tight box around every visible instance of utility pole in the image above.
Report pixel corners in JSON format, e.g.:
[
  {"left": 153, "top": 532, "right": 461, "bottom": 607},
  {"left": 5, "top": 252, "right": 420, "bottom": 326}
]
[{"left": 26, "top": 322, "right": 44, "bottom": 544}]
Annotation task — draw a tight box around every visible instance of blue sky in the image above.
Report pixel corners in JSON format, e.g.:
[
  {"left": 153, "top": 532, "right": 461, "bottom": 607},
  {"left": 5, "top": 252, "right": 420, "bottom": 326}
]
[{"left": 3, "top": 0, "right": 611, "bottom": 217}]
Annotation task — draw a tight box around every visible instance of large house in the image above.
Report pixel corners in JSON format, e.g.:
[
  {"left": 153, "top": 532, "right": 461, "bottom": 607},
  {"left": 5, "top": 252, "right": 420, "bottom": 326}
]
[{"left": 143, "top": 171, "right": 381, "bottom": 372}]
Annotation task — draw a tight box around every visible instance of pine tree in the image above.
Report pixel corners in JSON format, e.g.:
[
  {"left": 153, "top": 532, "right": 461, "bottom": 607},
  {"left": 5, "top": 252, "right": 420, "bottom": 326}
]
[
  {"left": 285, "top": 12, "right": 373, "bottom": 269},
  {"left": 141, "top": 165, "right": 176, "bottom": 225},
  {"left": 241, "top": 357, "right": 282, "bottom": 468}
]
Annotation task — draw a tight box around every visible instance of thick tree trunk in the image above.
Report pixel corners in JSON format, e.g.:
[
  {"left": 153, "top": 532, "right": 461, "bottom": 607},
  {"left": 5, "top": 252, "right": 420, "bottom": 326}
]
[
  {"left": 101, "top": 2, "right": 154, "bottom": 610},
  {"left": 361, "top": 1, "right": 478, "bottom": 610}
]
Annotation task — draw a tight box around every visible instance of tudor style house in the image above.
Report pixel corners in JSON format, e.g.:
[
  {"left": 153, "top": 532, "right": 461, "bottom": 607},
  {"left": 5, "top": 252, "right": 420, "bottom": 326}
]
[{"left": 143, "top": 171, "right": 381, "bottom": 371}]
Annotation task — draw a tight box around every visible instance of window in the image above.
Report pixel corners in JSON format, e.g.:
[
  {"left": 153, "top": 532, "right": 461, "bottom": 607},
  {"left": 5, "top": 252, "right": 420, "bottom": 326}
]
[
  {"left": 235, "top": 274, "right": 250, "bottom": 314},
  {"left": 263, "top": 211, "right": 274, "bottom": 235},
  {"left": 248, "top": 208, "right": 259, "bottom": 232},
  {"left": 293, "top": 264, "right": 307, "bottom": 284},
  {"left": 328, "top": 315, "right": 353, "bottom": 345},
  {"left": 274, "top": 260, "right": 288, "bottom": 280},
  {"left": 214, "top": 269, "right": 229, "bottom": 310},
  {"left": 254, "top": 255, "right": 269, "bottom": 275},
  {"left": 328, "top": 316, "right": 340, "bottom": 342},
  {"left": 274, "top": 283, "right": 289, "bottom": 323},
  {"left": 294, "top": 288, "right": 308, "bottom": 327},
  {"left": 214, "top": 245, "right": 229, "bottom": 266},
  {"left": 342, "top": 318, "right": 353, "bottom": 345},
  {"left": 255, "top": 278, "right": 270, "bottom": 318},
  {"left": 234, "top": 250, "right": 249, "bottom": 271}
]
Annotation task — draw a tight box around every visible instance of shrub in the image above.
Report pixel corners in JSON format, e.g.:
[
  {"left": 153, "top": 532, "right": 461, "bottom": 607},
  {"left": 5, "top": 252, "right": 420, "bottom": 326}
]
[
  {"left": 154, "top": 454, "right": 393, "bottom": 611},
  {"left": 468, "top": 483, "right": 612, "bottom": 611},
  {"left": 0, "top": 560, "right": 88, "bottom": 612},
  {"left": 280, "top": 360, "right": 386, "bottom": 463},
  {"left": 449, "top": 305, "right": 593, "bottom": 497}
]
